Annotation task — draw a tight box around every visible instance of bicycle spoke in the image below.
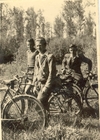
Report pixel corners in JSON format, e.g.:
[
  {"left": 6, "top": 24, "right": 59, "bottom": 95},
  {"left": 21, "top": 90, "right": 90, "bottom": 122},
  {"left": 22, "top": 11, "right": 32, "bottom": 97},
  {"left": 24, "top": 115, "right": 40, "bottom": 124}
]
[
  {"left": 48, "top": 91, "right": 82, "bottom": 126},
  {"left": 85, "top": 87, "right": 99, "bottom": 110},
  {"left": 2, "top": 95, "right": 46, "bottom": 139}
]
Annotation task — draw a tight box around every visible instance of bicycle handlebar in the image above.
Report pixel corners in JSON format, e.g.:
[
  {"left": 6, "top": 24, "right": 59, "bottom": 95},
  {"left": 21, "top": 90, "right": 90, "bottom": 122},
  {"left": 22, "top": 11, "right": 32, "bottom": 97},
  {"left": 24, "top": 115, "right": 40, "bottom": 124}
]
[
  {"left": 61, "top": 69, "right": 97, "bottom": 81},
  {"left": 85, "top": 71, "right": 97, "bottom": 82},
  {"left": 13, "top": 71, "right": 27, "bottom": 81},
  {"left": 21, "top": 71, "right": 27, "bottom": 75}
]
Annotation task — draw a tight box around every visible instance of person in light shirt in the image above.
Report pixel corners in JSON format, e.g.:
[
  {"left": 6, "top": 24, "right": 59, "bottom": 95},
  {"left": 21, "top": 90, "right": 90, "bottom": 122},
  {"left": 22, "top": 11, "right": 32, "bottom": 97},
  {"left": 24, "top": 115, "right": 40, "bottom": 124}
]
[
  {"left": 33, "top": 37, "right": 56, "bottom": 110},
  {"left": 25, "top": 38, "right": 38, "bottom": 94}
]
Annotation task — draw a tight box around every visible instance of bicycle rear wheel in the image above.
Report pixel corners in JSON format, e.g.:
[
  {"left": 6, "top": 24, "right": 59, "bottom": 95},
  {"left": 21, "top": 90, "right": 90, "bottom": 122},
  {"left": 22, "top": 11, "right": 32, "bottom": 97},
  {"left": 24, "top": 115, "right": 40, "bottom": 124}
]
[
  {"left": 1, "top": 95, "right": 46, "bottom": 140},
  {"left": 85, "top": 85, "right": 99, "bottom": 110},
  {"left": 48, "top": 91, "right": 82, "bottom": 126}
]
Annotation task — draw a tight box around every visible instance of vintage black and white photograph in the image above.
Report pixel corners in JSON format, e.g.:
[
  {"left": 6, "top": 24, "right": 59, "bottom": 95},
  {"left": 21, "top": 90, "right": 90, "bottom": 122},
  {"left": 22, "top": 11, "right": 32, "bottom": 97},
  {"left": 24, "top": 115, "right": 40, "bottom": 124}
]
[{"left": 0, "top": 0, "right": 99, "bottom": 139}]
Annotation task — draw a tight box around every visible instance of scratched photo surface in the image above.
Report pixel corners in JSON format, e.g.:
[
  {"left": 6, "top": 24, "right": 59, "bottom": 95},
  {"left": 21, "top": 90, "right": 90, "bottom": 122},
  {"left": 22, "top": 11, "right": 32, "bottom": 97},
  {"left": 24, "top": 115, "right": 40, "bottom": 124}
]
[{"left": 0, "top": 0, "right": 99, "bottom": 140}]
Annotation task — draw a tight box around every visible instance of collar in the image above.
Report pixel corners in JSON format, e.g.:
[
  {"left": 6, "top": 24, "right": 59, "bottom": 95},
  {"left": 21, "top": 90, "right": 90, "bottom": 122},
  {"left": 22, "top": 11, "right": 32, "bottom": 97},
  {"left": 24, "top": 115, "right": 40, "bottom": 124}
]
[
  {"left": 70, "top": 54, "right": 79, "bottom": 59},
  {"left": 39, "top": 51, "right": 48, "bottom": 57},
  {"left": 27, "top": 50, "right": 32, "bottom": 53}
]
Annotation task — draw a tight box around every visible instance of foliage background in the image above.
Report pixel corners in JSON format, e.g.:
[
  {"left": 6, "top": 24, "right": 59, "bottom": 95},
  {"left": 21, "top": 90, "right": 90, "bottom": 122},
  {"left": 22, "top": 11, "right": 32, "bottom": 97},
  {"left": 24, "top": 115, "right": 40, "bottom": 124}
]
[
  {"left": 0, "top": 0, "right": 97, "bottom": 75},
  {"left": 0, "top": 1, "right": 99, "bottom": 139}
]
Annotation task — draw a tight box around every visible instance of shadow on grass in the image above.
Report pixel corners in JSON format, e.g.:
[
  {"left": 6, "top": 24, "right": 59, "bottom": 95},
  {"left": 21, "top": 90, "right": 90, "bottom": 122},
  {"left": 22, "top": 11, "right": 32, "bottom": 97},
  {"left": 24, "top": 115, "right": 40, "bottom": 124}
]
[{"left": 82, "top": 107, "right": 99, "bottom": 118}]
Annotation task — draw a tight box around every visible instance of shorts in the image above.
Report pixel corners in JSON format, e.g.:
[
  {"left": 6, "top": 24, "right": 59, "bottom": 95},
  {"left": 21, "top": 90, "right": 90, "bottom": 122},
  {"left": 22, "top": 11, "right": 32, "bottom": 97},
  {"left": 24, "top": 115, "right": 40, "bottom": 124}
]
[{"left": 27, "top": 67, "right": 34, "bottom": 81}]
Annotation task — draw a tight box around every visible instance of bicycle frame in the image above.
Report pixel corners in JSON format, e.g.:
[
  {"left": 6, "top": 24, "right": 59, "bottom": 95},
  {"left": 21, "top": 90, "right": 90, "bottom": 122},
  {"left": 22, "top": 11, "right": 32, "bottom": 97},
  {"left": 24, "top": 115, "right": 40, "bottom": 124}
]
[
  {"left": 14, "top": 71, "right": 34, "bottom": 94},
  {"left": 72, "top": 73, "right": 98, "bottom": 103},
  {"left": 1, "top": 70, "right": 34, "bottom": 117},
  {"left": 0, "top": 84, "right": 23, "bottom": 118}
]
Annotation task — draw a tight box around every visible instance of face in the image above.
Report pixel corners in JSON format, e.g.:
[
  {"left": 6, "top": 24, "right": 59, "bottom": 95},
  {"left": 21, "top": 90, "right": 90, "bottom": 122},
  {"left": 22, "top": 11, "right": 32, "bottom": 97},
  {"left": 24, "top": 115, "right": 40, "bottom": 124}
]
[
  {"left": 36, "top": 40, "right": 46, "bottom": 53},
  {"left": 27, "top": 41, "right": 34, "bottom": 51},
  {"left": 69, "top": 47, "right": 76, "bottom": 55}
]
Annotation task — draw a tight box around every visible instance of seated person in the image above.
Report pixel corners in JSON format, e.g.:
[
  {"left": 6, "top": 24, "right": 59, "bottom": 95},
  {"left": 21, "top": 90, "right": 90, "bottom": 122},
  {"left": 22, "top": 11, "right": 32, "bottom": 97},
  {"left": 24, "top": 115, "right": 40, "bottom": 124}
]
[
  {"left": 33, "top": 37, "right": 56, "bottom": 110},
  {"left": 62, "top": 44, "right": 92, "bottom": 87}
]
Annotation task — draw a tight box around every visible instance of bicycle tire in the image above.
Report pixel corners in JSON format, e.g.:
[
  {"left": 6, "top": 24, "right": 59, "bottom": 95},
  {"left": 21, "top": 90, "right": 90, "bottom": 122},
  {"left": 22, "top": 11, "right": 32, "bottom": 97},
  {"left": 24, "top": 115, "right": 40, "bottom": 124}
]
[
  {"left": 1, "top": 95, "right": 46, "bottom": 139},
  {"left": 85, "top": 85, "right": 99, "bottom": 110},
  {"left": 48, "top": 87, "right": 83, "bottom": 126},
  {"left": 72, "top": 84, "right": 83, "bottom": 103}
]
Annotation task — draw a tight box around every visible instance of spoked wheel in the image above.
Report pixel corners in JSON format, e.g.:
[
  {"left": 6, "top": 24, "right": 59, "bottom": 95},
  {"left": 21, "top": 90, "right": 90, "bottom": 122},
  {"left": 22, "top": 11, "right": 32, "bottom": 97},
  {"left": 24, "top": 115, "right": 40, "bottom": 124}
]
[
  {"left": 85, "top": 85, "right": 99, "bottom": 110},
  {"left": 1, "top": 95, "right": 46, "bottom": 140},
  {"left": 48, "top": 91, "right": 82, "bottom": 126}
]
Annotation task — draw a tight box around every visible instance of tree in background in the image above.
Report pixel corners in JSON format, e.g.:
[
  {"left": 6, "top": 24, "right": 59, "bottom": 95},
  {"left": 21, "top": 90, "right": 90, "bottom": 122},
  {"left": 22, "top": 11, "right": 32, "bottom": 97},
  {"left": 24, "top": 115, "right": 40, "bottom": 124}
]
[
  {"left": 54, "top": 16, "right": 65, "bottom": 37},
  {"left": 25, "top": 7, "right": 37, "bottom": 39},
  {"left": 0, "top": 4, "right": 38, "bottom": 63},
  {"left": 62, "top": 0, "right": 84, "bottom": 40},
  {"left": 45, "top": 22, "right": 51, "bottom": 44},
  {"left": 36, "top": 9, "right": 45, "bottom": 37},
  {"left": 48, "top": 0, "right": 85, "bottom": 62},
  {"left": 0, "top": 4, "right": 22, "bottom": 62},
  {"left": 0, "top": 4, "right": 10, "bottom": 52},
  {"left": 47, "top": 37, "right": 71, "bottom": 64},
  {"left": 12, "top": 7, "right": 24, "bottom": 43},
  {"left": 48, "top": 0, "right": 97, "bottom": 67}
]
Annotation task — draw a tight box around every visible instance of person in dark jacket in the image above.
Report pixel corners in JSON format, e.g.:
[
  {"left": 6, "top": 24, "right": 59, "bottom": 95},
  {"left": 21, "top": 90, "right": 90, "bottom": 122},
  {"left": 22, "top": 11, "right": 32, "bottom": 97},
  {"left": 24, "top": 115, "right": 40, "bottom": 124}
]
[{"left": 62, "top": 44, "right": 92, "bottom": 85}]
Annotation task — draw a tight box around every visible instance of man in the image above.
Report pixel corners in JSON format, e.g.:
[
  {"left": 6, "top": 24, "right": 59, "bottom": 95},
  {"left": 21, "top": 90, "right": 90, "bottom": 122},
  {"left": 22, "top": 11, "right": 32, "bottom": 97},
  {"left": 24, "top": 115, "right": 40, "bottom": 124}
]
[
  {"left": 33, "top": 37, "right": 56, "bottom": 110},
  {"left": 25, "top": 38, "right": 38, "bottom": 94},
  {"left": 62, "top": 44, "right": 92, "bottom": 86}
]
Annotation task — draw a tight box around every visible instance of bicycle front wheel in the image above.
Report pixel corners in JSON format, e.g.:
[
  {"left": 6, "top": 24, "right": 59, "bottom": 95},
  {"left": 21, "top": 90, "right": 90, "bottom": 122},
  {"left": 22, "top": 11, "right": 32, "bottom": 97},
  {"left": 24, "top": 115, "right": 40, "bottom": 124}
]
[
  {"left": 2, "top": 95, "right": 46, "bottom": 139},
  {"left": 85, "top": 85, "right": 99, "bottom": 110}
]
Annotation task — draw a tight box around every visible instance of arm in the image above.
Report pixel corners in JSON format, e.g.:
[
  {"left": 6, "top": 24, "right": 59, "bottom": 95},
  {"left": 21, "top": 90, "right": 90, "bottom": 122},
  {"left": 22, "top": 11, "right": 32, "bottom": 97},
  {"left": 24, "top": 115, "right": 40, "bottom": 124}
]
[
  {"left": 43, "top": 54, "right": 56, "bottom": 91},
  {"left": 62, "top": 55, "right": 67, "bottom": 70},
  {"left": 80, "top": 54, "right": 92, "bottom": 71},
  {"left": 33, "top": 56, "right": 39, "bottom": 84},
  {"left": 33, "top": 50, "right": 39, "bottom": 57},
  {"left": 62, "top": 54, "right": 71, "bottom": 74}
]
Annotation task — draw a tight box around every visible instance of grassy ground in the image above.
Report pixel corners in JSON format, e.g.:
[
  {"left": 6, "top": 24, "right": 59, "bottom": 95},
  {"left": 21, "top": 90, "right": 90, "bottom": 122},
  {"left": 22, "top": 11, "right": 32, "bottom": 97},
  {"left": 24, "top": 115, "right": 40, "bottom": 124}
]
[{"left": 2, "top": 115, "right": 99, "bottom": 140}]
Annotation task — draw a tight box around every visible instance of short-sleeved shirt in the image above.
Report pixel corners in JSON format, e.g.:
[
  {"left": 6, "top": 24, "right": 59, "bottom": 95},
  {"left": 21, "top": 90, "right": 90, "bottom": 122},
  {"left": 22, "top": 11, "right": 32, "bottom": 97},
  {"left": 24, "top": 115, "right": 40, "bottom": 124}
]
[{"left": 27, "top": 49, "right": 38, "bottom": 68}]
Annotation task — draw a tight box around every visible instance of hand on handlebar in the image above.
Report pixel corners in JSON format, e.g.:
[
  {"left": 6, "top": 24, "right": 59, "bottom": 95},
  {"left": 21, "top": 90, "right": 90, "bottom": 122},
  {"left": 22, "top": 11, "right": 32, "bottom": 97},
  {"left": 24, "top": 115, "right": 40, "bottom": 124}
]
[
  {"left": 85, "top": 70, "right": 97, "bottom": 81},
  {"left": 61, "top": 69, "right": 66, "bottom": 75},
  {"left": 13, "top": 75, "right": 19, "bottom": 81},
  {"left": 13, "top": 74, "right": 25, "bottom": 82},
  {"left": 61, "top": 68, "right": 74, "bottom": 76},
  {"left": 21, "top": 71, "right": 27, "bottom": 76}
]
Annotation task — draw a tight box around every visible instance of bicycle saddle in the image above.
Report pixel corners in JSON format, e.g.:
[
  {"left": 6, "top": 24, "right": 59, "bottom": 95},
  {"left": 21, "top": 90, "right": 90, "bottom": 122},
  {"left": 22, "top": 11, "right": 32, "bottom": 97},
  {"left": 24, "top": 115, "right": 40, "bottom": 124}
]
[
  {"left": 60, "top": 74, "right": 72, "bottom": 83},
  {"left": 3, "top": 79, "right": 15, "bottom": 85}
]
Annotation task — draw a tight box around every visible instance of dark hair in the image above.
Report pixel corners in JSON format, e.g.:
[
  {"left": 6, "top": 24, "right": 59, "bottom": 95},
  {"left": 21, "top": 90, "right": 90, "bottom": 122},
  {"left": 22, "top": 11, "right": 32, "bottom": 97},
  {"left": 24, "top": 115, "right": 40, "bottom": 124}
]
[
  {"left": 69, "top": 44, "right": 77, "bottom": 50},
  {"left": 36, "top": 37, "right": 46, "bottom": 46},
  {"left": 27, "top": 38, "right": 35, "bottom": 46}
]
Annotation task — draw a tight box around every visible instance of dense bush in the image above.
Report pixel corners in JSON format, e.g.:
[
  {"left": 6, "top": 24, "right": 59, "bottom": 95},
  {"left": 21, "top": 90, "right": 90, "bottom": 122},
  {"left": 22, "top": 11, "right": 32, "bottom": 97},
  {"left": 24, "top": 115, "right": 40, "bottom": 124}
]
[
  {"left": 47, "top": 37, "right": 71, "bottom": 64},
  {"left": 0, "top": 41, "right": 27, "bottom": 78}
]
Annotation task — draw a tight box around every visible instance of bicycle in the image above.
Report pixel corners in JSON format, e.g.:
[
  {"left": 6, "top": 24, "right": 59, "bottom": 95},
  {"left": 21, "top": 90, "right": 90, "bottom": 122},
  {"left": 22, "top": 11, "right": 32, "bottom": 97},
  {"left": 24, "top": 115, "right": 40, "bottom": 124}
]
[
  {"left": 5, "top": 71, "right": 83, "bottom": 126},
  {"left": 15, "top": 70, "right": 83, "bottom": 126},
  {"left": 81, "top": 72, "right": 98, "bottom": 110},
  {"left": 0, "top": 77, "right": 46, "bottom": 139},
  {"left": 48, "top": 74, "right": 83, "bottom": 126},
  {"left": 12, "top": 69, "right": 34, "bottom": 95},
  {"left": 61, "top": 70, "right": 99, "bottom": 110}
]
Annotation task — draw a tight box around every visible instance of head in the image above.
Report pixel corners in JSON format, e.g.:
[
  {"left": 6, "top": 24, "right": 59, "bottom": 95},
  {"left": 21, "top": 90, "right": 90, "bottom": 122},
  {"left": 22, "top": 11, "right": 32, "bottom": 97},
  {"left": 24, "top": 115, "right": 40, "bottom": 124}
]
[
  {"left": 27, "top": 38, "right": 35, "bottom": 51},
  {"left": 69, "top": 44, "right": 77, "bottom": 56},
  {"left": 36, "top": 37, "right": 46, "bottom": 53}
]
